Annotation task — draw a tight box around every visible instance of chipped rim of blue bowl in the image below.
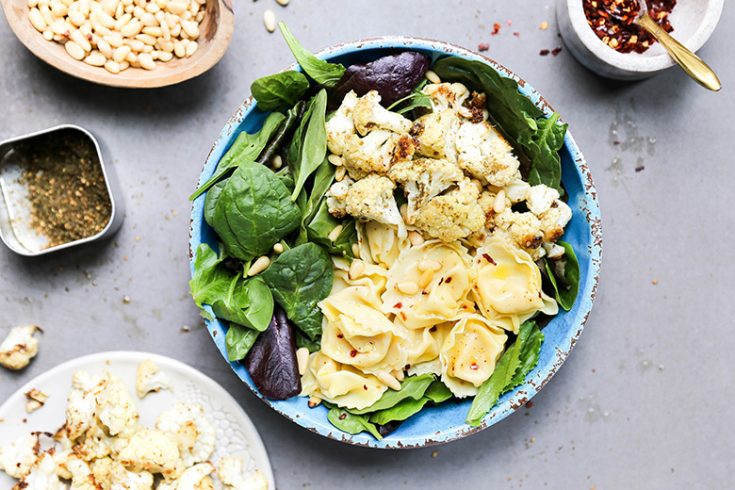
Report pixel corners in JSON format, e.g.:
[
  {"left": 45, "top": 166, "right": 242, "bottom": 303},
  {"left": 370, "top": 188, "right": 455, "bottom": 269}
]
[{"left": 189, "top": 37, "right": 603, "bottom": 450}]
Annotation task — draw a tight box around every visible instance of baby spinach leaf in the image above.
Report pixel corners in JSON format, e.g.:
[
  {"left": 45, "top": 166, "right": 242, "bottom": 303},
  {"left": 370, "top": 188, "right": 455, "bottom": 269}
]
[
  {"left": 251, "top": 71, "right": 310, "bottom": 112},
  {"left": 432, "top": 57, "right": 567, "bottom": 193},
  {"left": 278, "top": 23, "right": 345, "bottom": 87},
  {"left": 387, "top": 79, "right": 432, "bottom": 115},
  {"left": 261, "top": 243, "right": 333, "bottom": 340},
  {"left": 211, "top": 161, "right": 301, "bottom": 261},
  {"left": 203, "top": 179, "right": 226, "bottom": 227},
  {"left": 350, "top": 373, "right": 435, "bottom": 415},
  {"left": 189, "top": 243, "right": 230, "bottom": 314},
  {"left": 257, "top": 101, "right": 306, "bottom": 165},
  {"left": 508, "top": 324, "right": 544, "bottom": 389},
  {"left": 466, "top": 321, "right": 541, "bottom": 426},
  {"left": 424, "top": 380, "right": 454, "bottom": 404},
  {"left": 190, "top": 112, "right": 286, "bottom": 200},
  {"left": 306, "top": 199, "right": 356, "bottom": 257},
  {"left": 304, "top": 158, "right": 335, "bottom": 225},
  {"left": 295, "top": 331, "right": 321, "bottom": 353},
  {"left": 327, "top": 407, "right": 382, "bottom": 440},
  {"left": 369, "top": 397, "right": 429, "bottom": 426},
  {"left": 544, "top": 241, "right": 580, "bottom": 311},
  {"left": 211, "top": 276, "right": 273, "bottom": 332},
  {"left": 290, "top": 90, "right": 328, "bottom": 200},
  {"left": 225, "top": 324, "right": 260, "bottom": 362}
]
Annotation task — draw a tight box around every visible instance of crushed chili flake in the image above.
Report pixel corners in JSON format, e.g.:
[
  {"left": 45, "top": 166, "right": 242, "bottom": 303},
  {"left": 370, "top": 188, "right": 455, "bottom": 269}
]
[
  {"left": 539, "top": 49, "right": 550, "bottom": 56},
  {"left": 470, "top": 363, "right": 479, "bottom": 371},
  {"left": 393, "top": 302, "right": 403, "bottom": 309},
  {"left": 551, "top": 47, "right": 563, "bottom": 56},
  {"left": 526, "top": 401, "right": 534, "bottom": 409},
  {"left": 513, "top": 32, "right": 521, "bottom": 37},
  {"left": 635, "top": 164, "right": 645, "bottom": 172},
  {"left": 350, "top": 349, "right": 358, "bottom": 357},
  {"left": 339, "top": 413, "right": 347, "bottom": 420},
  {"left": 337, "top": 333, "right": 344, "bottom": 339},
  {"left": 445, "top": 276, "right": 452, "bottom": 283},
  {"left": 584, "top": 0, "right": 676, "bottom": 53},
  {"left": 491, "top": 22, "right": 501, "bottom": 35},
  {"left": 478, "top": 42, "right": 490, "bottom": 52},
  {"left": 363, "top": 385, "right": 368, "bottom": 390},
  {"left": 482, "top": 253, "right": 497, "bottom": 265}
]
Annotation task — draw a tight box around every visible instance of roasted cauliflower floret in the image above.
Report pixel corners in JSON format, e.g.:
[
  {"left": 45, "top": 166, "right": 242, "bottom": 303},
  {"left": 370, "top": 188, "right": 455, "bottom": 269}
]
[
  {"left": 109, "top": 460, "right": 154, "bottom": 489},
  {"left": 327, "top": 175, "right": 405, "bottom": 236},
  {"left": 411, "top": 109, "right": 460, "bottom": 162},
  {"left": 136, "top": 360, "right": 170, "bottom": 399},
  {"left": 411, "top": 179, "right": 485, "bottom": 242},
  {"left": 117, "top": 429, "right": 180, "bottom": 479},
  {"left": 17, "top": 452, "right": 66, "bottom": 490},
  {"left": 0, "top": 324, "right": 41, "bottom": 371},
  {"left": 504, "top": 178, "right": 531, "bottom": 203},
  {"left": 340, "top": 130, "right": 414, "bottom": 179},
  {"left": 96, "top": 374, "right": 139, "bottom": 438},
  {"left": 325, "top": 90, "right": 359, "bottom": 156},
  {"left": 0, "top": 433, "right": 39, "bottom": 479},
  {"left": 352, "top": 90, "right": 412, "bottom": 136},
  {"left": 156, "top": 463, "right": 214, "bottom": 490},
  {"left": 422, "top": 82, "right": 471, "bottom": 114},
  {"left": 155, "top": 402, "right": 215, "bottom": 468},
  {"left": 526, "top": 184, "right": 560, "bottom": 215},
  {"left": 389, "top": 158, "right": 464, "bottom": 221},
  {"left": 217, "top": 455, "right": 268, "bottom": 490},
  {"left": 65, "top": 371, "right": 106, "bottom": 441},
  {"left": 493, "top": 209, "right": 544, "bottom": 250},
  {"left": 456, "top": 120, "right": 520, "bottom": 187},
  {"left": 538, "top": 200, "right": 573, "bottom": 242}
]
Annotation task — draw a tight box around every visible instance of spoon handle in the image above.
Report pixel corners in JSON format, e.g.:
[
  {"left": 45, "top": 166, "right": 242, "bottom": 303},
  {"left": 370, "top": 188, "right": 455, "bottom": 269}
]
[{"left": 637, "top": 14, "right": 721, "bottom": 92}]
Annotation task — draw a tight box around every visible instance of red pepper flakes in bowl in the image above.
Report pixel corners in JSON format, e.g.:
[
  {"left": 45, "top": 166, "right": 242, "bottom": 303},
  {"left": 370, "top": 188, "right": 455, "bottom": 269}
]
[{"left": 583, "top": 0, "right": 677, "bottom": 53}]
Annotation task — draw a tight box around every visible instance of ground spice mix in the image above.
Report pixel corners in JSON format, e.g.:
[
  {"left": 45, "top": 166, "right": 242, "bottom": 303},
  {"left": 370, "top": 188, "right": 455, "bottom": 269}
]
[{"left": 16, "top": 129, "right": 112, "bottom": 248}]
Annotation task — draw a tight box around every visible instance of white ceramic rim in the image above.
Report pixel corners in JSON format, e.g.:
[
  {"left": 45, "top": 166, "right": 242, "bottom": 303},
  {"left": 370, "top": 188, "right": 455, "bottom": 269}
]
[
  {"left": 0, "top": 350, "right": 276, "bottom": 488},
  {"left": 566, "top": 0, "right": 724, "bottom": 72}
]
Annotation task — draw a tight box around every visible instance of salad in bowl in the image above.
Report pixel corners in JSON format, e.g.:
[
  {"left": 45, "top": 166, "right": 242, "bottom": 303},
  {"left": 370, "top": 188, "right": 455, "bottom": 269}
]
[{"left": 189, "top": 25, "right": 601, "bottom": 448}]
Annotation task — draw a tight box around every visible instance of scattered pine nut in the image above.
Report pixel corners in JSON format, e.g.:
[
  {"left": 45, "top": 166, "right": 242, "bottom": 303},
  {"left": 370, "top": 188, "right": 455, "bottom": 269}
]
[
  {"left": 263, "top": 9, "right": 276, "bottom": 33},
  {"left": 247, "top": 256, "right": 271, "bottom": 276},
  {"left": 425, "top": 69, "right": 441, "bottom": 84},
  {"left": 327, "top": 225, "right": 343, "bottom": 242},
  {"left": 296, "top": 347, "right": 309, "bottom": 375},
  {"left": 396, "top": 281, "right": 419, "bottom": 295}
]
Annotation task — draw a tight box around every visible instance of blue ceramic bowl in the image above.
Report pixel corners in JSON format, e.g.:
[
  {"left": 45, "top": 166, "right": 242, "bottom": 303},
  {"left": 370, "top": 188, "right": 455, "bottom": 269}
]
[{"left": 189, "top": 37, "right": 602, "bottom": 449}]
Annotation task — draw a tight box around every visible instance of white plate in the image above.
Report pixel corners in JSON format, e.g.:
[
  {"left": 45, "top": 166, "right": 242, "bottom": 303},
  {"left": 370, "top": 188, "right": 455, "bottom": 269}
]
[{"left": 0, "top": 351, "right": 275, "bottom": 488}]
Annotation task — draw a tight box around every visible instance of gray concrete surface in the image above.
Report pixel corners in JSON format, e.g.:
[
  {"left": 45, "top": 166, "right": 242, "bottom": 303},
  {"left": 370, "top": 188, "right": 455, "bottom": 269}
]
[{"left": 1, "top": 1, "right": 733, "bottom": 488}]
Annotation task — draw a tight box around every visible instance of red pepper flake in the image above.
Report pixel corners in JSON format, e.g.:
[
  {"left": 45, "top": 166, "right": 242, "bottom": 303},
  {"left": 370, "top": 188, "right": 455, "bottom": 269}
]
[
  {"left": 478, "top": 42, "right": 490, "bottom": 52},
  {"left": 526, "top": 401, "right": 534, "bottom": 409},
  {"left": 399, "top": 311, "right": 407, "bottom": 321},
  {"left": 482, "top": 253, "right": 497, "bottom": 265},
  {"left": 339, "top": 413, "right": 347, "bottom": 420},
  {"left": 445, "top": 276, "right": 452, "bottom": 284},
  {"left": 539, "top": 49, "right": 550, "bottom": 56},
  {"left": 337, "top": 333, "right": 344, "bottom": 339},
  {"left": 513, "top": 32, "right": 521, "bottom": 37},
  {"left": 350, "top": 349, "right": 358, "bottom": 357},
  {"left": 438, "top": 277, "right": 444, "bottom": 285},
  {"left": 491, "top": 22, "right": 501, "bottom": 35},
  {"left": 393, "top": 301, "right": 403, "bottom": 309},
  {"left": 635, "top": 164, "right": 645, "bottom": 172},
  {"left": 363, "top": 384, "right": 368, "bottom": 390},
  {"left": 583, "top": 0, "right": 676, "bottom": 53},
  {"left": 470, "top": 363, "right": 479, "bottom": 371},
  {"left": 551, "top": 47, "right": 563, "bottom": 56},
  {"left": 429, "top": 326, "right": 437, "bottom": 332}
]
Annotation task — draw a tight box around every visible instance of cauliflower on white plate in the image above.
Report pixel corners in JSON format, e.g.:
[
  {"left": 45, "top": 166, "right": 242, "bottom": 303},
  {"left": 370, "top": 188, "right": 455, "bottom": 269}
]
[
  {"left": 14, "top": 451, "right": 66, "bottom": 490},
  {"left": 411, "top": 178, "right": 486, "bottom": 242},
  {"left": 0, "top": 324, "right": 41, "bottom": 370},
  {"left": 156, "top": 462, "right": 214, "bottom": 490},
  {"left": 155, "top": 402, "right": 215, "bottom": 468},
  {"left": 136, "top": 359, "right": 170, "bottom": 399},
  {"left": 388, "top": 158, "right": 464, "bottom": 222},
  {"left": 455, "top": 120, "right": 521, "bottom": 188},
  {"left": 117, "top": 429, "right": 181, "bottom": 479},
  {"left": 0, "top": 433, "right": 39, "bottom": 479},
  {"left": 217, "top": 455, "right": 268, "bottom": 490},
  {"left": 326, "top": 175, "right": 406, "bottom": 237},
  {"left": 65, "top": 370, "right": 106, "bottom": 441},
  {"left": 96, "top": 373, "right": 140, "bottom": 438}
]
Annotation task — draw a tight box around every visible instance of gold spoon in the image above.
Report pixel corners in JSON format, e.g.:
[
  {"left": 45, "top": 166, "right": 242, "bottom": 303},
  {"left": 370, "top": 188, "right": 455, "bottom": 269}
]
[{"left": 612, "top": 1, "right": 721, "bottom": 91}]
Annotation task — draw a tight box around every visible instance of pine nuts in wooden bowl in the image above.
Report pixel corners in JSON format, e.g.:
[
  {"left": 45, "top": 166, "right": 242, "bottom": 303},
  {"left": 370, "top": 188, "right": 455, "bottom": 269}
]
[{"left": 0, "top": 0, "right": 233, "bottom": 88}]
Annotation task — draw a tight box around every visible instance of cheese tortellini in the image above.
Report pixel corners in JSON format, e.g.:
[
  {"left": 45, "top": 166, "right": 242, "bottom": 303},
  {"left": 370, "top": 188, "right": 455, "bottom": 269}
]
[
  {"left": 382, "top": 240, "right": 474, "bottom": 329},
  {"left": 356, "top": 221, "right": 409, "bottom": 269},
  {"left": 472, "top": 237, "right": 558, "bottom": 332},
  {"left": 440, "top": 313, "right": 508, "bottom": 398}
]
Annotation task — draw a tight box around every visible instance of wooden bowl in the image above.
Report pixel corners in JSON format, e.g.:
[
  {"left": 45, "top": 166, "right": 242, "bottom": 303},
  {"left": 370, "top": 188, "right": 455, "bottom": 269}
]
[{"left": 0, "top": 0, "right": 234, "bottom": 88}]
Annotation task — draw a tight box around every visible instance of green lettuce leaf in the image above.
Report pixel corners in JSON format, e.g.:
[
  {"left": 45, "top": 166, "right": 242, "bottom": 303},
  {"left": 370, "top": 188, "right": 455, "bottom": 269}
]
[
  {"left": 327, "top": 407, "right": 382, "bottom": 440},
  {"left": 225, "top": 324, "right": 260, "bottom": 361},
  {"left": 544, "top": 241, "right": 580, "bottom": 311},
  {"left": 279, "top": 23, "right": 345, "bottom": 87},
  {"left": 251, "top": 70, "right": 310, "bottom": 112},
  {"left": 350, "top": 373, "right": 435, "bottom": 415}
]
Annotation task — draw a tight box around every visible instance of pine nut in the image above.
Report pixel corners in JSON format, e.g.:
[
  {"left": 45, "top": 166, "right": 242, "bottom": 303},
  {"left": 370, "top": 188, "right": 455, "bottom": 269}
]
[
  {"left": 307, "top": 396, "right": 321, "bottom": 408},
  {"left": 120, "top": 19, "right": 141, "bottom": 37},
  {"left": 327, "top": 154, "right": 343, "bottom": 166},
  {"left": 113, "top": 12, "right": 131, "bottom": 30},
  {"left": 96, "top": 9, "right": 115, "bottom": 28},
  {"left": 375, "top": 370, "right": 401, "bottom": 391},
  {"left": 141, "top": 12, "right": 157, "bottom": 26},
  {"left": 125, "top": 38, "right": 145, "bottom": 52},
  {"left": 408, "top": 231, "right": 424, "bottom": 247},
  {"left": 51, "top": 2, "right": 68, "bottom": 17},
  {"left": 142, "top": 43, "right": 153, "bottom": 53},
  {"left": 112, "top": 44, "right": 130, "bottom": 62},
  {"left": 104, "top": 59, "right": 120, "bottom": 73},
  {"left": 155, "top": 0, "right": 167, "bottom": 8},
  {"left": 418, "top": 259, "right": 442, "bottom": 272},
  {"left": 273, "top": 243, "right": 284, "bottom": 254},
  {"left": 166, "top": 0, "right": 185, "bottom": 14},
  {"left": 173, "top": 39, "right": 185, "bottom": 57},
  {"left": 28, "top": 0, "right": 38, "bottom": 8},
  {"left": 425, "top": 70, "right": 441, "bottom": 84},
  {"left": 132, "top": 5, "right": 144, "bottom": 17},
  {"left": 100, "top": 0, "right": 116, "bottom": 16},
  {"left": 263, "top": 9, "right": 276, "bottom": 32},
  {"left": 103, "top": 32, "right": 123, "bottom": 47},
  {"left": 180, "top": 9, "right": 190, "bottom": 20},
  {"left": 270, "top": 154, "right": 282, "bottom": 170},
  {"left": 195, "top": 10, "right": 203, "bottom": 22},
  {"left": 184, "top": 40, "right": 197, "bottom": 56},
  {"left": 335, "top": 166, "right": 347, "bottom": 182},
  {"left": 39, "top": 5, "right": 54, "bottom": 25},
  {"left": 68, "top": 9, "right": 85, "bottom": 25},
  {"left": 296, "top": 348, "right": 309, "bottom": 375},
  {"left": 84, "top": 50, "right": 106, "bottom": 66},
  {"left": 493, "top": 190, "right": 506, "bottom": 213},
  {"left": 142, "top": 25, "right": 162, "bottom": 36},
  {"left": 397, "top": 281, "right": 419, "bottom": 295},
  {"left": 115, "top": 1, "right": 123, "bottom": 18},
  {"left": 50, "top": 18, "right": 68, "bottom": 34},
  {"left": 391, "top": 369, "right": 405, "bottom": 381},
  {"left": 159, "top": 18, "right": 170, "bottom": 39},
  {"left": 327, "top": 225, "right": 343, "bottom": 242},
  {"left": 145, "top": 2, "right": 160, "bottom": 13},
  {"left": 97, "top": 38, "right": 112, "bottom": 57},
  {"left": 188, "top": 0, "right": 198, "bottom": 15},
  {"left": 64, "top": 40, "right": 85, "bottom": 59},
  {"left": 118, "top": 60, "right": 129, "bottom": 70},
  {"left": 135, "top": 33, "right": 156, "bottom": 45},
  {"left": 276, "top": 0, "right": 289, "bottom": 5},
  {"left": 137, "top": 51, "right": 155, "bottom": 69},
  {"left": 164, "top": 12, "right": 178, "bottom": 28},
  {"left": 181, "top": 19, "right": 198, "bottom": 38},
  {"left": 348, "top": 259, "right": 365, "bottom": 279},
  {"left": 247, "top": 256, "right": 271, "bottom": 276},
  {"left": 78, "top": 0, "right": 89, "bottom": 15},
  {"left": 124, "top": 51, "right": 136, "bottom": 63},
  {"left": 28, "top": 8, "right": 47, "bottom": 31},
  {"left": 157, "top": 38, "right": 173, "bottom": 52},
  {"left": 351, "top": 243, "right": 360, "bottom": 259},
  {"left": 169, "top": 22, "right": 180, "bottom": 37},
  {"left": 42, "top": 29, "right": 53, "bottom": 40},
  {"left": 153, "top": 49, "right": 172, "bottom": 61}
]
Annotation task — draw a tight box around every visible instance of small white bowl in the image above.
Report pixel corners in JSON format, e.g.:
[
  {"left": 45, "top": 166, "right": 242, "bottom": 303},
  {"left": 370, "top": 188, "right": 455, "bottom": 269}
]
[{"left": 557, "top": 0, "right": 724, "bottom": 80}]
